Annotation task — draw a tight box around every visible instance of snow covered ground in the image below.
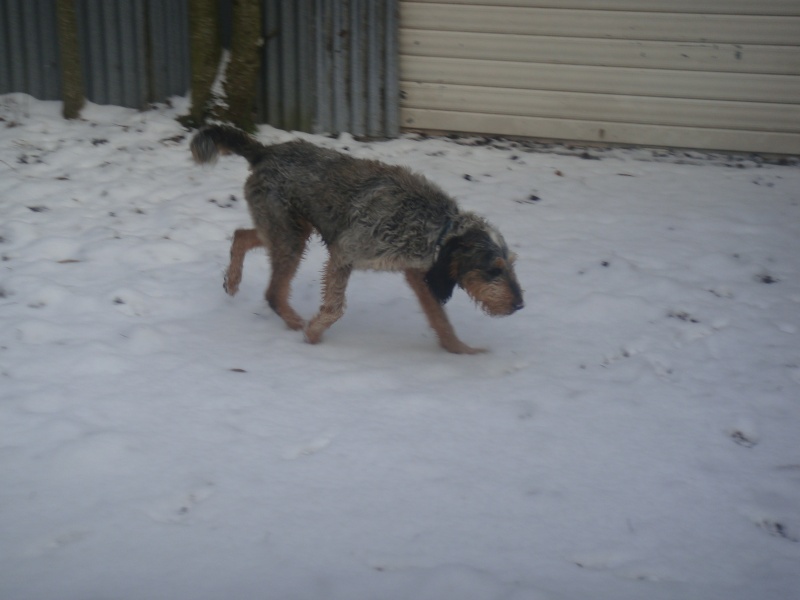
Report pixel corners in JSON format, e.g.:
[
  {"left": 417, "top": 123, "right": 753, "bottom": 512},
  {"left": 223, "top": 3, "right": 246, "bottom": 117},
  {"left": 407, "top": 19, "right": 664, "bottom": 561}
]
[{"left": 1, "top": 94, "right": 799, "bottom": 600}]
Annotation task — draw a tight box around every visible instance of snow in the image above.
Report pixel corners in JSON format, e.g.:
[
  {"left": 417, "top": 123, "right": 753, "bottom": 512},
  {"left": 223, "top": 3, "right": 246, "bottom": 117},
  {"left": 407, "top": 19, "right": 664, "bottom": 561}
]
[{"left": 1, "top": 93, "right": 799, "bottom": 600}]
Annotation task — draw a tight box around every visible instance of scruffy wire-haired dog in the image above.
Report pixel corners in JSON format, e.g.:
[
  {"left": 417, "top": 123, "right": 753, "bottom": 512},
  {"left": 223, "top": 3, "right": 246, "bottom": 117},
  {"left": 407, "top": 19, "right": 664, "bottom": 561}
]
[{"left": 191, "top": 126, "right": 524, "bottom": 354}]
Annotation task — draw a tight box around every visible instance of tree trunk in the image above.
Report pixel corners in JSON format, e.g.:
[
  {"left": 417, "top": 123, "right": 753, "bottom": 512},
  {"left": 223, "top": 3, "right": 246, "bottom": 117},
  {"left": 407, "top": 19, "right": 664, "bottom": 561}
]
[
  {"left": 182, "top": 0, "right": 221, "bottom": 128},
  {"left": 223, "top": 0, "right": 261, "bottom": 133},
  {"left": 56, "top": 0, "right": 85, "bottom": 119}
]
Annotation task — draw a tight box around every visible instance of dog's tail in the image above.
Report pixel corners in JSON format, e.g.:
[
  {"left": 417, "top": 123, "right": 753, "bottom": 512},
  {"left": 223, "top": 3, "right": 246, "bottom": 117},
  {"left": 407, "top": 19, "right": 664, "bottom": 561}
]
[{"left": 191, "top": 125, "right": 266, "bottom": 166}]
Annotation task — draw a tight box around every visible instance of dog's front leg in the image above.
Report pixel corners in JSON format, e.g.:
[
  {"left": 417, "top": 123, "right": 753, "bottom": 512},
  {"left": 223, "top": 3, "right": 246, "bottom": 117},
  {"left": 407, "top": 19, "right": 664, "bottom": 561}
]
[
  {"left": 404, "top": 269, "right": 486, "bottom": 354},
  {"left": 304, "top": 259, "right": 353, "bottom": 345}
]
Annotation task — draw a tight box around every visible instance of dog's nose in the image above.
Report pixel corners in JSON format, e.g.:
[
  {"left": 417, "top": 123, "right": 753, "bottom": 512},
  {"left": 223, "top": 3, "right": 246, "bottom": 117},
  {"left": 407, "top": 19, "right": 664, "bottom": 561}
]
[{"left": 513, "top": 300, "right": 525, "bottom": 311}]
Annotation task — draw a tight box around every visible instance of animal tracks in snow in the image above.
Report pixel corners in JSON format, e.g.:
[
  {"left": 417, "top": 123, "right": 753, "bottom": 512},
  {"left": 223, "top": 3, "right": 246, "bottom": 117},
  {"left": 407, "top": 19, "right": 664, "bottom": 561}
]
[
  {"left": 756, "top": 519, "right": 798, "bottom": 543},
  {"left": 22, "top": 529, "right": 92, "bottom": 558},
  {"left": 281, "top": 430, "right": 338, "bottom": 460},
  {"left": 143, "top": 482, "right": 216, "bottom": 524},
  {"left": 3, "top": 95, "right": 800, "bottom": 600},
  {"left": 571, "top": 549, "right": 670, "bottom": 583}
]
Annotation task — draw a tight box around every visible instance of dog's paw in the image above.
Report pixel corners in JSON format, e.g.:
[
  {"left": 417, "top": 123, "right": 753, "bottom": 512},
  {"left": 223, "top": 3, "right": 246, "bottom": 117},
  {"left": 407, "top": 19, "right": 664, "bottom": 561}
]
[
  {"left": 303, "top": 325, "right": 323, "bottom": 344},
  {"left": 223, "top": 281, "right": 238, "bottom": 296},
  {"left": 461, "top": 345, "right": 488, "bottom": 355},
  {"left": 442, "top": 340, "right": 488, "bottom": 355},
  {"left": 223, "top": 273, "right": 240, "bottom": 296}
]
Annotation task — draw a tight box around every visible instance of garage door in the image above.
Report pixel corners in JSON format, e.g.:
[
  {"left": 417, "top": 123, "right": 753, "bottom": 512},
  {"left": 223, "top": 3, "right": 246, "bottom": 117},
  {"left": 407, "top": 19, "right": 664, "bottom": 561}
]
[{"left": 399, "top": 0, "right": 800, "bottom": 154}]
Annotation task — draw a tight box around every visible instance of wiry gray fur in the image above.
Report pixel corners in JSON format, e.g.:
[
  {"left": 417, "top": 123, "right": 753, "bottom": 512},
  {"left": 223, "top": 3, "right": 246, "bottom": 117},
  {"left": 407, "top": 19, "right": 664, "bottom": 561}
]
[
  {"left": 193, "top": 126, "right": 497, "bottom": 271},
  {"left": 191, "top": 125, "right": 523, "bottom": 353}
]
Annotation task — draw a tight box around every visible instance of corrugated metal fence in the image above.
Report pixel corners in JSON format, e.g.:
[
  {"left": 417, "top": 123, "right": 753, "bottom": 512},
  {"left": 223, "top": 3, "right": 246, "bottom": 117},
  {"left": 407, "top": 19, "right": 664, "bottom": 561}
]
[
  {"left": 260, "top": 0, "right": 399, "bottom": 136},
  {"left": 0, "top": 0, "right": 190, "bottom": 110},
  {"left": 260, "top": 0, "right": 398, "bottom": 136},
  {"left": 1, "top": 0, "right": 62, "bottom": 101},
  {"left": 0, "top": 0, "right": 398, "bottom": 136}
]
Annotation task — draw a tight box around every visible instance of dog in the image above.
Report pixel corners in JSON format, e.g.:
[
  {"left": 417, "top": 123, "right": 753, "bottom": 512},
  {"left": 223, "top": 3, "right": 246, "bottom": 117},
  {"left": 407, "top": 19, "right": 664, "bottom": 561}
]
[{"left": 191, "top": 125, "right": 523, "bottom": 353}]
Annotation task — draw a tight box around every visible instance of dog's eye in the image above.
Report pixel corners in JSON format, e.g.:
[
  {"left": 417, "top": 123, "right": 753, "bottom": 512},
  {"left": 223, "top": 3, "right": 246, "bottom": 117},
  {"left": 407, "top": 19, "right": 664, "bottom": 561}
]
[{"left": 487, "top": 267, "right": 503, "bottom": 279}]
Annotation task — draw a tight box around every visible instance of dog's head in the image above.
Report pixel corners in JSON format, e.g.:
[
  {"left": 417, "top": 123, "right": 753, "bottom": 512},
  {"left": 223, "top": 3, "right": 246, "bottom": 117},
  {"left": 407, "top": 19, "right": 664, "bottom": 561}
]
[{"left": 425, "top": 223, "right": 524, "bottom": 316}]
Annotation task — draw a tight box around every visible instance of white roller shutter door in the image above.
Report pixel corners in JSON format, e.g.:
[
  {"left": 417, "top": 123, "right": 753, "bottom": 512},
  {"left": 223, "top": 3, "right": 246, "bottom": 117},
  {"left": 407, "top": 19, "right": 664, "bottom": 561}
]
[{"left": 399, "top": 0, "right": 800, "bottom": 154}]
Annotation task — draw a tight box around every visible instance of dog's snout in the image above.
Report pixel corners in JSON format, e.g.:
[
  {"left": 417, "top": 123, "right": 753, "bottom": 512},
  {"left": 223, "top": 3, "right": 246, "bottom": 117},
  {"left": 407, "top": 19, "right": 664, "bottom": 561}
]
[{"left": 513, "top": 300, "right": 525, "bottom": 312}]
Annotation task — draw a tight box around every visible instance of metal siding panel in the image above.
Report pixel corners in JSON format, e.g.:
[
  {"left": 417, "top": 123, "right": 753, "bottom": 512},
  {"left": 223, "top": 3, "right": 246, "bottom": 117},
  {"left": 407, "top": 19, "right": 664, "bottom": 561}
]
[
  {"left": 103, "top": 2, "right": 122, "bottom": 105},
  {"left": 136, "top": 0, "right": 149, "bottom": 105},
  {"left": 263, "top": 0, "right": 281, "bottom": 125},
  {"left": 1, "top": 0, "right": 396, "bottom": 136},
  {"left": 0, "top": 2, "right": 9, "bottom": 93},
  {"left": 280, "top": 0, "right": 299, "bottom": 130},
  {"left": 0, "top": 0, "right": 61, "bottom": 99},
  {"left": 297, "top": 0, "right": 314, "bottom": 132},
  {"left": 179, "top": 0, "right": 192, "bottom": 94},
  {"left": 21, "top": 0, "right": 43, "bottom": 95},
  {"left": 164, "top": 0, "right": 178, "bottom": 92},
  {"left": 118, "top": 2, "right": 131, "bottom": 104},
  {"left": 142, "top": 0, "right": 189, "bottom": 102},
  {"left": 0, "top": 0, "right": 60, "bottom": 100},
  {"left": 314, "top": 0, "right": 332, "bottom": 132},
  {"left": 147, "top": 0, "right": 167, "bottom": 102},
  {"left": 404, "top": 0, "right": 800, "bottom": 17},
  {"left": 124, "top": 0, "right": 146, "bottom": 108},
  {"left": 399, "top": 1, "right": 800, "bottom": 154},
  {"left": 400, "top": 31, "right": 800, "bottom": 76},
  {"left": 401, "top": 5, "right": 800, "bottom": 45},
  {"left": 90, "top": 1, "right": 111, "bottom": 104},
  {"left": 258, "top": 0, "right": 317, "bottom": 131},
  {"left": 119, "top": 1, "right": 139, "bottom": 107},
  {"left": 365, "top": 1, "right": 382, "bottom": 135},
  {"left": 252, "top": 0, "right": 398, "bottom": 136},
  {"left": 121, "top": 0, "right": 190, "bottom": 105},
  {"left": 5, "top": 0, "right": 26, "bottom": 92},
  {"left": 402, "top": 56, "right": 800, "bottom": 104},
  {"left": 365, "top": 0, "right": 384, "bottom": 136},
  {"left": 71, "top": 0, "right": 151, "bottom": 108},
  {"left": 384, "top": 0, "right": 399, "bottom": 136},
  {"left": 175, "top": 0, "right": 191, "bottom": 96},
  {"left": 40, "top": 1, "right": 61, "bottom": 98},
  {"left": 307, "top": 0, "right": 399, "bottom": 136},
  {"left": 349, "top": 0, "right": 366, "bottom": 136},
  {"left": 80, "top": 1, "right": 104, "bottom": 103},
  {"left": 401, "top": 108, "right": 800, "bottom": 155},
  {"left": 331, "top": 1, "right": 348, "bottom": 132},
  {"left": 162, "top": 0, "right": 178, "bottom": 100},
  {"left": 401, "top": 83, "right": 800, "bottom": 134}
]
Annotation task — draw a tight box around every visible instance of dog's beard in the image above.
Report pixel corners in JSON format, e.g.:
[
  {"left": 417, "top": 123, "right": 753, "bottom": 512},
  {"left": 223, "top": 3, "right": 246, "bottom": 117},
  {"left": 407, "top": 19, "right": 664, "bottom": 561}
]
[{"left": 461, "top": 272, "right": 523, "bottom": 317}]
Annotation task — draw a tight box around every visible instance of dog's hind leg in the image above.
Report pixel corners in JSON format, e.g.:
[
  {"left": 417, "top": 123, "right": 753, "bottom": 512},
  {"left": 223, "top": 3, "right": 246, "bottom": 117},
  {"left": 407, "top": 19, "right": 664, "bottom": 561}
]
[
  {"left": 224, "top": 228, "right": 263, "bottom": 296},
  {"left": 405, "top": 269, "right": 486, "bottom": 354},
  {"left": 304, "top": 258, "right": 353, "bottom": 344},
  {"left": 264, "top": 221, "right": 312, "bottom": 331}
]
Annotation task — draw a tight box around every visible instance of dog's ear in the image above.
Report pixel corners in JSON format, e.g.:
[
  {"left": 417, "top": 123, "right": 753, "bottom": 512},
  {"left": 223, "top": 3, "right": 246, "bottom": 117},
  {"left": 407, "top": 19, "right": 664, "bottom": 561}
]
[{"left": 425, "top": 236, "right": 462, "bottom": 304}]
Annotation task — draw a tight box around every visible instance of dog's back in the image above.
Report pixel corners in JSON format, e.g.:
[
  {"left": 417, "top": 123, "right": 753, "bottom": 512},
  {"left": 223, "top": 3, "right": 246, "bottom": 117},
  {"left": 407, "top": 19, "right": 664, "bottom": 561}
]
[
  {"left": 251, "top": 142, "right": 459, "bottom": 267},
  {"left": 193, "top": 126, "right": 458, "bottom": 264},
  {"left": 190, "top": 124, "right": 522, "bottom": 353}
]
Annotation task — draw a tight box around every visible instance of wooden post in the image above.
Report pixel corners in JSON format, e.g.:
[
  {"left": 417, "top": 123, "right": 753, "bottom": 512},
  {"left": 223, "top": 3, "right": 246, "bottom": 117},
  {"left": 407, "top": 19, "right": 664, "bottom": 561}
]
[
  {"left": 223, "top": 0, "right": 261, "bottom": 133},
  {"left": 56, "top": 0, "right": 85, "bottom": 119},
  {"left": 182, "top": 0, "right": 221, "bottom": 128}
]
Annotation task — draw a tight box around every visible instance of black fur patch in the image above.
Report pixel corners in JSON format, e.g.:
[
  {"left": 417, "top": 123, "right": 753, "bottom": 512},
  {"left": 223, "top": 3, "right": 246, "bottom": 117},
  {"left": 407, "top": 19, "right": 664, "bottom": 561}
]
[
  {"left": 425, "top": 228, "right": 512, "bottom": 304},
  {"left": 425, "top": 235, "right": 462, "bottom": 304}
]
